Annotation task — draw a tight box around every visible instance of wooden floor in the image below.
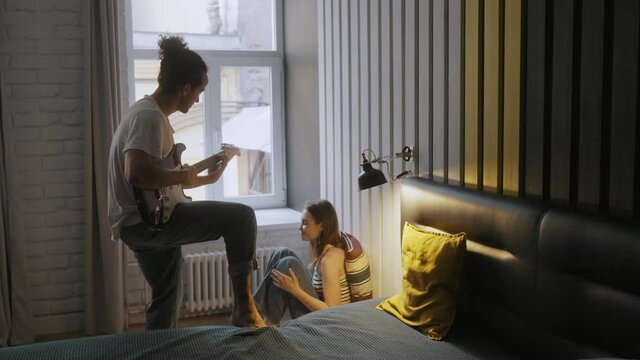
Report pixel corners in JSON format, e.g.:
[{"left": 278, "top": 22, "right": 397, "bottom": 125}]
[
  {"left": 35, "top": 312, "right": 232, "bottom": 343},
  {"left": 128, "top": 312, "right": 233, "bottom": 331}
]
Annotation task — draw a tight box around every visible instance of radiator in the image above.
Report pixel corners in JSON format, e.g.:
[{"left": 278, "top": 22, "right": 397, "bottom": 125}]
[{"left": 183, "top": 247, "right": 278, "bottom": 314}]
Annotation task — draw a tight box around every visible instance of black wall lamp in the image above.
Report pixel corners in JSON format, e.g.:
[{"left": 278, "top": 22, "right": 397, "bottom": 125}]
[{"left": 358, "top": 145, "right": 414, "bottom": 191}]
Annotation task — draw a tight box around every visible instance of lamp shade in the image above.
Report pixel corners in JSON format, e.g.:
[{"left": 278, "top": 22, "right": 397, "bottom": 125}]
[{"left": 358, "top": 162, "right": 387, "bottom": 191}]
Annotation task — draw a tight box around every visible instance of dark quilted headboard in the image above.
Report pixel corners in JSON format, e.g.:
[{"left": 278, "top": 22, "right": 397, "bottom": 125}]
[
  {"left": 537, "top": 210, "right": 640, "bottom": 359},
  {"left": 400, "top": 177, "right": 546, "bottom": 355},
  {"left": 400, "top": 177, "right": 640, "bottom": 359}
]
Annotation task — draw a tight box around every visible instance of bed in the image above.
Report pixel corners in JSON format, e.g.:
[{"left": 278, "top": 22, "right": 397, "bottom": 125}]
[{"left": 0, "top": 299, "right": 514, "bottom": 360}]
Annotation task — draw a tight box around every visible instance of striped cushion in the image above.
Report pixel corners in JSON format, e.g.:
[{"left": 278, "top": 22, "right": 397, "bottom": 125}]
[{"left": 342, "top": 232, "right": 373, "bottom": 302}]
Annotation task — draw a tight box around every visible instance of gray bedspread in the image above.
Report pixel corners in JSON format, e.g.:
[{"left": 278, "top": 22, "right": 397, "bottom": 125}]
[{"left": 0, "top": 299, "right": 518, "bottom": 359}]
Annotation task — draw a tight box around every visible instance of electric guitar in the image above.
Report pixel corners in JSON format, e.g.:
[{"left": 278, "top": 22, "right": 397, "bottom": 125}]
[{"left": 133, "top": 143, "right": 241, "bottom": 230}]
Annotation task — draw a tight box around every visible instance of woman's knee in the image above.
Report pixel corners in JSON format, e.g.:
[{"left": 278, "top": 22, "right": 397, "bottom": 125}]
[
  {"left": 275, "top": 255, "right": 305, "bottom": 273},
  {"left": 271, "top": 247, "right": 299, "bottom": 263},
  {"left": 272, "top": 247, "right": 297, "bottom": 260}
]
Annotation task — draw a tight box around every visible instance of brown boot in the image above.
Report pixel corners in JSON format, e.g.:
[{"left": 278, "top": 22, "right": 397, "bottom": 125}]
[{"left": 230, "top": 273, "right": 266, "bottom": 328}]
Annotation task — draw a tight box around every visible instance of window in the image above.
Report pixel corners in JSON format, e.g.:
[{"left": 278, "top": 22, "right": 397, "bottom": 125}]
[{"left": 125, "top": 0, "right": 286, "bottom": 208}]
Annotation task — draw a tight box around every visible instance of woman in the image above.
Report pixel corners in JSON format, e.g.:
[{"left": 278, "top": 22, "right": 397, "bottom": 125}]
[{"left": 253, "top": 200, "right": 352, "bottom": 325}]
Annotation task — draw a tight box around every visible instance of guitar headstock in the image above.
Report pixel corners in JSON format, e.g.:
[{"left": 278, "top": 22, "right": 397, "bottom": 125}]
[{"left": 221, "top": 143, "right": 241, "bottom": 158}]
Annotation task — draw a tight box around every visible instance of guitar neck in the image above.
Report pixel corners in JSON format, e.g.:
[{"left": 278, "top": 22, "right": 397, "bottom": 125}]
[
  {"left": 191, "top": 145, "right": 239, "bottom": 173},
  {"left": 192, "top": 152, "right": 223, "bottom": 173}
]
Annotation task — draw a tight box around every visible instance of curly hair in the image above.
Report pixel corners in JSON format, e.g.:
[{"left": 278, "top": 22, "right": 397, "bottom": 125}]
[{"left": 157, "top": 35, "right": 208, "bottom": 93}]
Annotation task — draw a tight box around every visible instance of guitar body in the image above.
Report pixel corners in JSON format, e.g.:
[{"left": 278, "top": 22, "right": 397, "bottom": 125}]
[
  {"left": 133, "top": 143, "right": 191, "bottom": 230},
  {"left": 132, "top": 143, "right": 239, "bottom": 230}
]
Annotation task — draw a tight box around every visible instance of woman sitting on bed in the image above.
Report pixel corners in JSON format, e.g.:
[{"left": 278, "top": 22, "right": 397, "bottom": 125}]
[{"left": 253, "top": 199, "right": 362, "bottom": 325}]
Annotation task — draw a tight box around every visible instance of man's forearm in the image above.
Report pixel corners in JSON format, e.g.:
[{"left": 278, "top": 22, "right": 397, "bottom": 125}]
[{"left": 129, "top": 164, "right": 190, "bottom": 189}]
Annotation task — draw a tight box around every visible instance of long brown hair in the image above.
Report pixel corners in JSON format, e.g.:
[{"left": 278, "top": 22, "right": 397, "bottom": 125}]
[{"left": 304, "top": 200, "right": 343, "bottom": 263}]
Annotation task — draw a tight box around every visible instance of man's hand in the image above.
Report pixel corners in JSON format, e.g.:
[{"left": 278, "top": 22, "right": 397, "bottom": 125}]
[
  {"left": 181, "top": 151, "right": 233, "bottom": 189},
  {"left": 181, "top": 164, "right": 199, "bottom": 188},
  {"left": 206, "top": 154, "right": 229, "bottom": 182}
]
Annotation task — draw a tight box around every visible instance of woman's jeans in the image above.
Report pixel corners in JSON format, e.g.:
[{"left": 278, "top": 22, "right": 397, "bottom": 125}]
[
  {"left": 120, "top": 201, "right": 257, "bottom": 330},
  {"left": 253, "top": 247, "right": 318, "bottom": 323}
]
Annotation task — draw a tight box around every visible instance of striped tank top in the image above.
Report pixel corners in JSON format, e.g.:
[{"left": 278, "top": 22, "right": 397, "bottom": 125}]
[{"left": 312, "top": 265, "right": 351, "bottom": 304}]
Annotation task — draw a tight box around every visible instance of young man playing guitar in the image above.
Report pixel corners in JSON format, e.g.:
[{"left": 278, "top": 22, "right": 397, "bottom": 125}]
[{"left": 107, "top": 35, "right": 265, "bottom": 329}]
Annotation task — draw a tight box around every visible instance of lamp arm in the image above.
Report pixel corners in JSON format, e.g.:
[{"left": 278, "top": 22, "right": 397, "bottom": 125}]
[
  {"left": 361, "top": 146, "right": 413, "bottom": 164},
  {"left": 368, "top": 155, "right": 394, "bottom": 164},
  {"left": 360, "top": 149, "right": 379, "bottom": 164}
]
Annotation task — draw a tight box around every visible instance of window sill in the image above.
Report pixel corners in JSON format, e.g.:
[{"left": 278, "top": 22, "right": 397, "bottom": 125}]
[{"left": 255, "top": 208, "right": 301, "bottom": 231}]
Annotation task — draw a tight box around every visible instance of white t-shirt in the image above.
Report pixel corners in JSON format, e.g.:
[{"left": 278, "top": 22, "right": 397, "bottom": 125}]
[{"left": 107, "top": 96, "right": 175, "bottom": 240}]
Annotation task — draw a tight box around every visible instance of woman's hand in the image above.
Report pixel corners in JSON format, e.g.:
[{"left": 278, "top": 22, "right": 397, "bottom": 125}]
[{"left": 271, "top": 268, "right": 300, "bottom": 294}]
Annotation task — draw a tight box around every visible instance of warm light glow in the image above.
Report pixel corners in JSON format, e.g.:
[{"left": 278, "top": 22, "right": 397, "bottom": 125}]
[
  {"left": 403, "top": 212, "right": 517, "bottom": 264},
  {"left": 466, "top": 240, "right": 516, "bottom": 262}
]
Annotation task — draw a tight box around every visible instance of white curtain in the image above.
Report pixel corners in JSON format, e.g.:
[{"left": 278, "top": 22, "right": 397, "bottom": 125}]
[
  {"left": 83, "top": 0, "right": 129, "bottom": 335},
  {"left": 0, "top": 73, "right": 34, "bottom": 346}
]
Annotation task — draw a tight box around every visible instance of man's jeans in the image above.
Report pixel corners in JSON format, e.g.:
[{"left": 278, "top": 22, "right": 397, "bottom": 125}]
[
  {"left": 121, "top": 201, "right": 257, "bottom": 330},
  {"left": 253, "top": 247, "right": 318, "bottom": 324}
]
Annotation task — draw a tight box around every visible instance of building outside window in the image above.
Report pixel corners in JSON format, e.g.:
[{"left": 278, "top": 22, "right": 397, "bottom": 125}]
[{"left": 125, "top": 0, "right": 286, "bottom": 208}]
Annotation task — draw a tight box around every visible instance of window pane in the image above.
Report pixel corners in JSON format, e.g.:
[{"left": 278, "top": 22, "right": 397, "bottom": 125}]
[
  {"left": 131, "top": 0, "right": 274, "bottom": 51},
  {"left": 221, "top": 66, "right": 273, "bottom": 197},
  {"left": 133, "top": 59, "right": 159, "bottom": 102},
  {"left": 133, "top": 59, "right": 206, "bottom": 201}
]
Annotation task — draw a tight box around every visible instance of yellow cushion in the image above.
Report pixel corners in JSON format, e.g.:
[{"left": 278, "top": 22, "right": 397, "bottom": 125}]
[{"left": 376, "top": 222, "right": 466, "bottom": 340}]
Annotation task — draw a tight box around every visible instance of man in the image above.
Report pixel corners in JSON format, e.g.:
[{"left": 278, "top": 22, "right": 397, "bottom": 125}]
[{"left": 107, "top": 35, "right": 265, "bottom": 329}]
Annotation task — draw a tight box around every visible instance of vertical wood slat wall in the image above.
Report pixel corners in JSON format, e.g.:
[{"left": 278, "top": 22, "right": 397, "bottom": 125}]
[
  {"left": 609, "top": 0, "right": 639, "bottom": 217},
  {"left": 318, "top": 0, "right": 640, "bottom": 297},
  {"left": 523, "top": 0, "right": 639, "bottom": 215}
]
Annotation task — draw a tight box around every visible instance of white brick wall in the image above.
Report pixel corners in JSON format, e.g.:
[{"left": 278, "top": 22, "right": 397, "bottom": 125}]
[{"left": 0, "top": 0, "right": 85, "bottom": 336}]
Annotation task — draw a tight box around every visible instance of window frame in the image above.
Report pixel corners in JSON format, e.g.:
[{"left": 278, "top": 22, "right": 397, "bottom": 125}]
[{"left": 124, "top": 0, "right": 287, "bottom": 209}]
